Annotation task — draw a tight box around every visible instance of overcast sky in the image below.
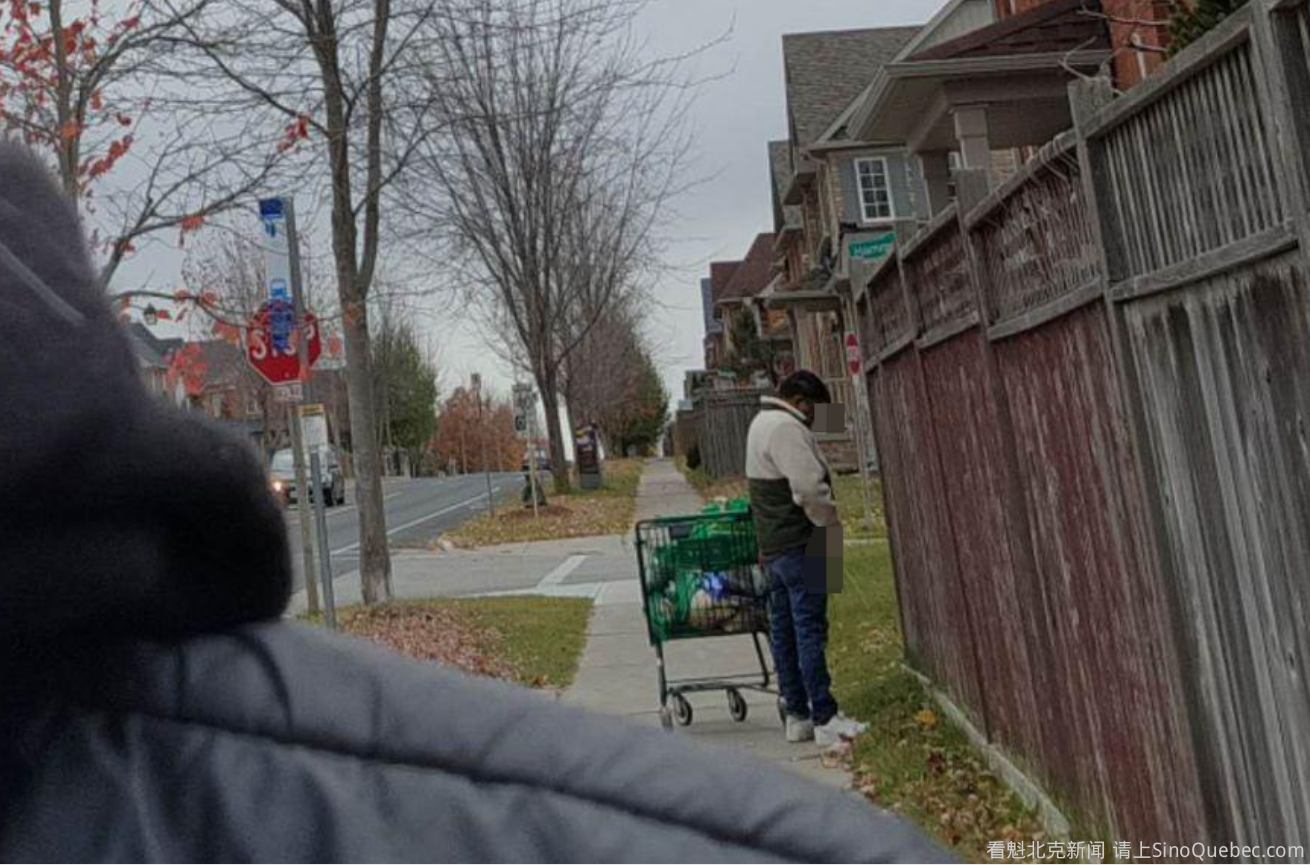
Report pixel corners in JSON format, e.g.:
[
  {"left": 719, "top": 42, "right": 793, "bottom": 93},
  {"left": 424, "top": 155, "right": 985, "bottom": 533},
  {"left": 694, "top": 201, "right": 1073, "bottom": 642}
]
[
  {"left": 121, "top": 0, "right": 946, "bottom": 408},
  {"left": 632, "top": 0, "right": 942, "bottom": 405}
]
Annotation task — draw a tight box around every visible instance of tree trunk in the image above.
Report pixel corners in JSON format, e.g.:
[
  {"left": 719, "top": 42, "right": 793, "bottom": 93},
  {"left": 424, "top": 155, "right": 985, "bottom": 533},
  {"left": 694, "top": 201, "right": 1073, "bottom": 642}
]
[
  {"left": 48, "top": 0, "right": 80, "bottom": 200},
  {"left": 538, "top": 368, "right": 571, "bottom": 494},
  {"left": 341, "top": 296, "right": 392, "bottom": 603}
]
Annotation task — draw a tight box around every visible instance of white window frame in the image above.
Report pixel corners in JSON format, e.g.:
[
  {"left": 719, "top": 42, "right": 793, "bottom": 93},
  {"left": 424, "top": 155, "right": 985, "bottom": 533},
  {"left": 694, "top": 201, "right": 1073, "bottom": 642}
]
[{"left": 854, "top": 156, "right": 895, "bottom": 223}]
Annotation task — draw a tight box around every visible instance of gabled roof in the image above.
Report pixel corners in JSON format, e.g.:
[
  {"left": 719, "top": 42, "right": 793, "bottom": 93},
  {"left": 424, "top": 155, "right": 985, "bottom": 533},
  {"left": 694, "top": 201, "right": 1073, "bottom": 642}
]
[
  {"left": 847, "top": 0, "right": 1112, "bottom": 145},
  {"left": 709, "top": 261, "right": 743, "bottom": 302},
  {"left": 196, "top": 340, "right": 247, "bottom": 388},
  {"left": 815, "top": 0, "right": 993, "bottom": 147},
  {"left": 907, "top": 0, "right": 1108, "bottom": 61},
  {"left": 719, "top": 234, "right": 778, "bottom": 302},
  {"left": 127, "top": 323, "right": 184, "bottom": 369},
  {"left": 782, "top": 27, "right": 919, "bottom": 150},
  {"left": 767, "top": 140, "right": 803, "bottom": 233}
]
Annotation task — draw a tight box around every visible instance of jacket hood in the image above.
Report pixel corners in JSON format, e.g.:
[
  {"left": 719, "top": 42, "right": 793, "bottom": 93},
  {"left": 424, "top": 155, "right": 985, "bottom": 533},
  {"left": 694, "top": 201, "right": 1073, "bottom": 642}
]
[{"left": 0, "top": 143, "right": 290, "bottom": 659}]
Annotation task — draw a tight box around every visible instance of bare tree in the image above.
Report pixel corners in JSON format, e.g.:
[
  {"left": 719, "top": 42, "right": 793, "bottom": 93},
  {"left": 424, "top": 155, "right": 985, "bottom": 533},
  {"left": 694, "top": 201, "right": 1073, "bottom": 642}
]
[
  {"left": 161, "top": 0, "right": 442, "bottom": 604},
  {"left": 405, "top": 0, "right": 698, "bottom": 492},
  {"left": 0, "top": 0, "right": 291, "bottom": 287}
]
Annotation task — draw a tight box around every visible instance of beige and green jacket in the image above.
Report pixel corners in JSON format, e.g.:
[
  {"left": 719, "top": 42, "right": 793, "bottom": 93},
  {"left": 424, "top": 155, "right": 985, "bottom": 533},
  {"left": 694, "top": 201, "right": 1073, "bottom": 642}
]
[{"left": 745, "top": 396, "right": 840, "bottom": 557}]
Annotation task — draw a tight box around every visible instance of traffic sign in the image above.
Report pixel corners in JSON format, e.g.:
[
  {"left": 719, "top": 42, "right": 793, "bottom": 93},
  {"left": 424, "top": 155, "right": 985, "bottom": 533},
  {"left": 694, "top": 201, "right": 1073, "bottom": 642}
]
[
  {"left": 300, "top": 403, "right": 328, "bottom": 453},
  {"left": 845, "top": 332, "right": 862, "bottom": 378},
  {"left": 248, "top": 300, "right": 321, "bottom": 385},
  {"left": 512, "top": 382, "right": 534, "bottom": 440}
]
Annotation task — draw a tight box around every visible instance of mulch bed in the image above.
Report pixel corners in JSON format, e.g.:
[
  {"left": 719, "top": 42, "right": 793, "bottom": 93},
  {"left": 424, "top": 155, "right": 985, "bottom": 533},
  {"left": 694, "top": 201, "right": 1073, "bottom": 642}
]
[{"left": 337, "top": 604, "right": 519, "bottom": 681}]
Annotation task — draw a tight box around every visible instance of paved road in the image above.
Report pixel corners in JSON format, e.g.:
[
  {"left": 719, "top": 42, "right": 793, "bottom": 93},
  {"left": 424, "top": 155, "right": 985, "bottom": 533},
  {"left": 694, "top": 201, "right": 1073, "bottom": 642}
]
[{"left": 286, "top": 472, "right": 521, "bottom": 593}]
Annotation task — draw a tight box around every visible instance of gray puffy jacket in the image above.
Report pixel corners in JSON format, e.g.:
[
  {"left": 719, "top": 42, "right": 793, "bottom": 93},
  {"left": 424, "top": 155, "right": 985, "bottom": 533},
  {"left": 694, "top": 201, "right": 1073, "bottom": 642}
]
[{"left": 0, "top": 143, "right": 948, "bottom": 863}]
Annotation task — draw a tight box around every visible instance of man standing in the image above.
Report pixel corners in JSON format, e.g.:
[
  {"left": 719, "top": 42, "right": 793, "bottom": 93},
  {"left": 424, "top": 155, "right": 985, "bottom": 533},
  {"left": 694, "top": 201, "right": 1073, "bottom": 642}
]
[{"left": 746, "top": 371, "right": 868, "bottom": 748}]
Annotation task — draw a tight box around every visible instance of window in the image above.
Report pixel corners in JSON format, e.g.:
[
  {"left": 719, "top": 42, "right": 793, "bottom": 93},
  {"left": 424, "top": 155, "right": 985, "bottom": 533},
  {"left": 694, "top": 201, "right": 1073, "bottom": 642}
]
[{"left": 854, "top": 157, "right": 894, "bottom": 222}]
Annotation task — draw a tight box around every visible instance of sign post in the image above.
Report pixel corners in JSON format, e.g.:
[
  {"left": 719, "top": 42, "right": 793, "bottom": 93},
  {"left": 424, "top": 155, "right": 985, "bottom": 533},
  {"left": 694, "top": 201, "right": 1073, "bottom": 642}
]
[
  {"left": 472, "top": 374, "right": 495, "bottom": 517},
  {"left": 513, "top": 382, "right": 542, "bottom": 518},
  {"left": 310, "top": 448, "right": 337, "bottom": 630},
  {"left": 255, "top": 196, "right": 321, "bottom": 612},
  {"left": 844, "top": 322, "right": 876, "bottom": 535}
]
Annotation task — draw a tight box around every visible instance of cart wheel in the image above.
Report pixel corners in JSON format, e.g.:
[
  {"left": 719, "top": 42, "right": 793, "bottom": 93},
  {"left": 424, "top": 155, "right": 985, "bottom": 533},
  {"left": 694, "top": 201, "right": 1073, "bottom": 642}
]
[
  {"left": 673, "top": 694, "right": 693, "bottom": 727},
  {"left": 659, "top": 707, "right": 674, "bottom": 732},
  {"left": 727, "top": 688, "right": 748, "bottom": 723}
]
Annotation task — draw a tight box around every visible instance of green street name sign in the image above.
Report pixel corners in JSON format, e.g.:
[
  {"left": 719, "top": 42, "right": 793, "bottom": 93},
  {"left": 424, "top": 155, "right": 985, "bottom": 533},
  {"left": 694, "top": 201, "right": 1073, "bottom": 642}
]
[{"left": 848, "top": 232, "right": 895, "bottom": 261}]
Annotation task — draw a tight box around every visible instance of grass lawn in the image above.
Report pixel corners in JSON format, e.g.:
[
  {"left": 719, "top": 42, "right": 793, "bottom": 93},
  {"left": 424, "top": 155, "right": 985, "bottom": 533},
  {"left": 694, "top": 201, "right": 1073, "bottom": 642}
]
[
  {"left": 832, "top": 542, "right": 1046, "bottom": 859},
  {"left": 308, "top": 596, "right": 592, "bottom": 691},
  {"left": 832, "top": 472, "right": 886, "bottom": 540},
  {"left": 465, "top": 596, "right": 593, "bottom": 689},
  {"left": 441, "top": 458, "right": 644, "bottom": 547}
]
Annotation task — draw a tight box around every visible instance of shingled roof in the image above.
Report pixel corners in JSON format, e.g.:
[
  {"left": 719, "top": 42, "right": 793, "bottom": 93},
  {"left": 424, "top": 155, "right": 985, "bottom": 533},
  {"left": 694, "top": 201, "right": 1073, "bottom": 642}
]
[
  {"left": 907, "top": 0, "right": 1108, "bottom": 62},
  {"left": 782, "top": 26, "right": 920, "bottom": 149},
  {"left": 768, "top": 141, "right": 803, "bottom": 233},
  {"left": 720, "top": 233, "right": 778, "bottom": 301},
  {"left": 709, "top": 260, "right": 743, "bottom": 303}
]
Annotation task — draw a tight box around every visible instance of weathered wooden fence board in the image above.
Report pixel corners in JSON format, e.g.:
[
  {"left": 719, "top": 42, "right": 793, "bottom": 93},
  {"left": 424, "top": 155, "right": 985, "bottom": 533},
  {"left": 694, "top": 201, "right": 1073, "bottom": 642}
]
[
  {"left": 853, "top": 2, "right": 1309, "bottom": 850},
  {"left": 1097, "top": 34, "right": 1284, "bottom": 280},
  {"left": 1123, "top": 251, "right": 1310, "bottom": 849},
  {"left": 697, "top": 390, "right": 766, "bottom": 479},
  {"left": 995, "top": 308, "right": 1206, "bottom": 844},
  {"left": 919, "top": 334, "right": 1048, "bottom": 763},
  {"left": 870, "top": 353, "right": 984, "bottom": 716}
]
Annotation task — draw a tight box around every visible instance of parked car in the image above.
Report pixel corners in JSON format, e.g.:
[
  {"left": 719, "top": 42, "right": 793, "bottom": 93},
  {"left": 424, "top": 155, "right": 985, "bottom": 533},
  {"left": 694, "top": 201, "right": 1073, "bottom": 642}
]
[{"left": 269, "top": 447, "right": 345, "bottom": 507}]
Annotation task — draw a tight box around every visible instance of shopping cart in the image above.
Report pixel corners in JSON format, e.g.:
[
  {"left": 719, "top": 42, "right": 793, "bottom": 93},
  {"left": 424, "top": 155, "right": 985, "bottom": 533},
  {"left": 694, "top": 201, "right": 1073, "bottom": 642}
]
[{"left": 634, "top": 508, "right": 780, "bottom": 731}]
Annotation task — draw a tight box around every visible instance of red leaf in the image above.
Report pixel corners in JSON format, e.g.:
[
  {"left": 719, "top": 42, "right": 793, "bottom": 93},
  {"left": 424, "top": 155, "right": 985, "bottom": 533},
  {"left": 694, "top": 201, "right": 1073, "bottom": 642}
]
[{"left": 212, "top": 321, "right": 242, "bottom": 346}]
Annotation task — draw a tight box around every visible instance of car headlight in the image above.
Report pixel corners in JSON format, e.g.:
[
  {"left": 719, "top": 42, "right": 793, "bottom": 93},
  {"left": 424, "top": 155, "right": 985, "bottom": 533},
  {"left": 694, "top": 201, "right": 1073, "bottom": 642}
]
[{"left": 271, "top": 479, "right": 285, "bottom": 493}]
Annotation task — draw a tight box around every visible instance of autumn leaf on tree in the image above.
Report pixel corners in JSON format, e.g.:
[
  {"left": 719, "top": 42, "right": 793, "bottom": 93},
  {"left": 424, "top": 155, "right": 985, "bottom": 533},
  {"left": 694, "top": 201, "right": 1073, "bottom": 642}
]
[
  {"left": 178, "top": 213, "right": 205, "bottom": 246},
  {"left": 165, "top": 343, "right": 208, "bottom": 398},
  {"left": 276, "top": 114, "right": 310, "bottom": 153},
  {"left": 212, "top": 320, "right": 242, "bottom": 347}
]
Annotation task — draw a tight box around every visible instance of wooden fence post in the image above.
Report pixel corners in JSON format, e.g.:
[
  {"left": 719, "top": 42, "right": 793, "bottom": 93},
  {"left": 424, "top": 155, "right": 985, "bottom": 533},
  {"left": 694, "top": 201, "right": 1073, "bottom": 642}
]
[
  {"left": 1250, "top": 0, "right": 1310, "bottom": 260},
  {"left": 1069, "top": 76, "right": 1225, "bottom": 846}
]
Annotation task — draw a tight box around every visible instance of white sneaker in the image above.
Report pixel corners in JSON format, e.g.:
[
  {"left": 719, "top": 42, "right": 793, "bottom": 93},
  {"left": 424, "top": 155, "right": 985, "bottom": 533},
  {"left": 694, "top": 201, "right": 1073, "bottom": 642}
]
[
  {"left": 815, "top": 714, "right": 868, "bottom": 748},
  {"left": 785, "top": 715, "right": 815, "bottom": 743}
]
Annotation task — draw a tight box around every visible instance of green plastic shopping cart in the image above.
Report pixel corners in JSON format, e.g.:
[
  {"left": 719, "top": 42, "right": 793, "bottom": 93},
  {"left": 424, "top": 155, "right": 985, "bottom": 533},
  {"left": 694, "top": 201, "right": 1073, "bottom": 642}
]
[{"left": 634, "top": 503, "right": 781, "bottom": 730}]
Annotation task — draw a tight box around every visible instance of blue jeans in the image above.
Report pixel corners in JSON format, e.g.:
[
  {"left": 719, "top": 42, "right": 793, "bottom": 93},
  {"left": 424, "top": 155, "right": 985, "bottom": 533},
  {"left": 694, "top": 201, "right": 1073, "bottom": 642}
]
[{"left": 765, "top": 547, "right": 838, "bottom": 725}]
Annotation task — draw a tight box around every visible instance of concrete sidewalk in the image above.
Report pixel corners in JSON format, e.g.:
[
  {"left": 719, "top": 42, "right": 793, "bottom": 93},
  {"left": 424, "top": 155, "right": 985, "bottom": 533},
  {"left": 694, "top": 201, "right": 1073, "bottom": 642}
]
[
  {"left": 562, "top": 459, "right": 850, "bottom": 789},
  {"left": 287, "top": 533, "right": 638, "bottom": 616}
]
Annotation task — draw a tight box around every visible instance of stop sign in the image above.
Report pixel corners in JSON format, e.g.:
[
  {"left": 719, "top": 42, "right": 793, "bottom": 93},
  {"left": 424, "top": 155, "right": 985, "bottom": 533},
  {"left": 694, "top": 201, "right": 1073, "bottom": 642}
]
[
  {"left": 845, "top": 332, "right": 862, "bottom": 377},
  {"left": 247, "top": 300, "right": 321, "bottom": 384}
]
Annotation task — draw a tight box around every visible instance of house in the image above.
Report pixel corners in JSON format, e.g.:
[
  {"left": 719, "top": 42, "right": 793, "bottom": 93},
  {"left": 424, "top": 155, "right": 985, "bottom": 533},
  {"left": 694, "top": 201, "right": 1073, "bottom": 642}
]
[
  {"left": 126, "top": 323, "right": 185, "bottom": 403},
  {"left": 845, "top": 0, "right": 1112, "bottom": 215},
  {"left": 997, "top": 0, "right": 1172, "bottom": 88},
  {"left": 712, "top": 232, "right": 791, "bottom": 388},
  {"left": 765, "top": 25, "right": 933, "bottom": 472},
  {"left": 702, "top": 260, "right": 742, "bottom": 370}
]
